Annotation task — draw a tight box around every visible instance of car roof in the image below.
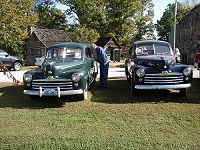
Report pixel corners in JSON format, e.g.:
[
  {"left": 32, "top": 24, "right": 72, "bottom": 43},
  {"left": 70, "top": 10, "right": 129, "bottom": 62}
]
[
  {"left": 48, "top": 42, "right": 90, "bottom": 49},
  {"left": 134, "top": 40, "right": 171, "bottom": 47},
  {"left": 0, "top": 49, "right": 8, "bottom": 54},
  {"left": 0, "top": 49, "right": 6, "bottom": 52}
]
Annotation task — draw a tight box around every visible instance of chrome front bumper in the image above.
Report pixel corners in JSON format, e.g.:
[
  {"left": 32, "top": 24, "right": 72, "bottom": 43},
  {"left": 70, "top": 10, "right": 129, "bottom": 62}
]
[
  {"left": 24, "top": 87, "right": 83, "bottom": 98},
  {"left": 135, "top": 83, "right": 191, "bottom": 90}
]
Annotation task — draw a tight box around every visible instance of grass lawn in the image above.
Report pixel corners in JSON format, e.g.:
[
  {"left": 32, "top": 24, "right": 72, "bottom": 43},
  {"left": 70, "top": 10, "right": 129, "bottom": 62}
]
[{"left": 0, "top": 77, "right": 199, "bottom": 149}]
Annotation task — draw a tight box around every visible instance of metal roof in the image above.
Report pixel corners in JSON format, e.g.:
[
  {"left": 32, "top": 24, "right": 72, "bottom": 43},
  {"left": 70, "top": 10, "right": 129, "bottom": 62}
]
[{"left": 33, "top": 28, "right": 72, "bottom": 47}]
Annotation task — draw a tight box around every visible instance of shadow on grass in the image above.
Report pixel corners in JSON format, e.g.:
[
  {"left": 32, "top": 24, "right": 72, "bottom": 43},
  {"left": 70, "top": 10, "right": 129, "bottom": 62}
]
[
  {"left": 0, "top": 78, "right": 199, "bottom": 108},
  {"left": 0, "top": 84, "right": 78, "bottom": 109},
  {"left": 90, "top": 78, "right": 200, "bottom": 104}
]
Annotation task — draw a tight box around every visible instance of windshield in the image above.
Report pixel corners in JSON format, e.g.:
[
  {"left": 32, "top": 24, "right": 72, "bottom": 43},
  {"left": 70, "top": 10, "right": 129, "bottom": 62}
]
[
  {"left": 136, "top": 44, "right": 173, "bottom": 56},
  {"left": 46, "top": 47, "right": 82, "bottom": 60},
  {"left": 0, "top": 50, "right": 9, "bottom": 57}
]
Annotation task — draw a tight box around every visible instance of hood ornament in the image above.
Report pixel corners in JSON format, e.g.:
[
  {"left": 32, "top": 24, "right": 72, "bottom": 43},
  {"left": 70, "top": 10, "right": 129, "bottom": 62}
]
[
  {"left": 162, "top": 71, "right": 168, "bottom": 74},
  {"left": 148, "top": 62, "right": 155, "bottom": 66},
  {"left": 47, "top": 76, "right": 54, "bottom": 81},
  {"left": 163, "top": 65, "right": 167, "bottom": 68}
]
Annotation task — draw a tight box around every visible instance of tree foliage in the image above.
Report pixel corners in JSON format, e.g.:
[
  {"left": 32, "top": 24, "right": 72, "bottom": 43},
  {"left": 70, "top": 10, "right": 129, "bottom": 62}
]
[
  {"left": 67, "top": 26, "right": 99, "bottom": 44},
  {"left": 34, "top": 0, "right": 68, "bottom": 30},
  {"left": 155, "top": 2, "right": 190, "bottom": 41},
  {"left": 58, "top": 0, "right": 154, "bottom": 45},
  {"left": 0, "top": 0, "right": 38, "bottom": 55},
  {"left": 133, "top": 0, "right": 155, "bottom": 41}
]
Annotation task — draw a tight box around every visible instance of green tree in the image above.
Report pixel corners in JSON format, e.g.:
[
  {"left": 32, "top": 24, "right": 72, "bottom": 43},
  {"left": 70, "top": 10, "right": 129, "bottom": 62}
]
[
  {"left": 155, "top": 2, "right": 190, "bottom": 41},
  {"left": 0, "top": 0, "right": 38, "bottom": 55},
  {"left": 58, "top": 0, "right": 146, "bottom": 44},
  {"left": 67, "top": 25, "right": 99, "bottom": 44},
  {"left": 34, "top": 0, "right": 68, "bottom": 30},
  {"left": 103, "top": 0, "right": 143, "bottom": 42},
  {"left": 134, "top": 0, "right": 155, "bottom": 41}
]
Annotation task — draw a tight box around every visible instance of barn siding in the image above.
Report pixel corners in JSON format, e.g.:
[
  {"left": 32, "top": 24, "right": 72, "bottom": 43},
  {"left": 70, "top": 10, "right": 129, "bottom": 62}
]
[{"left": 175, "top": 5, "right": 200, "bottom": 63}]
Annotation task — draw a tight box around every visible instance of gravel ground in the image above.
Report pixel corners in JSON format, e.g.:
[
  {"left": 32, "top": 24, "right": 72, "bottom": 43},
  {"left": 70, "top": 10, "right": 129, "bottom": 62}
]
[
  {"left": 0, "top": 71, "right": 26, "bottom": 83},
  {"left": 0, "top": 68, "right": 126, "bottom": 83},
  {"left": 0, "top": 63, "right": 199, "bottom": 83}
]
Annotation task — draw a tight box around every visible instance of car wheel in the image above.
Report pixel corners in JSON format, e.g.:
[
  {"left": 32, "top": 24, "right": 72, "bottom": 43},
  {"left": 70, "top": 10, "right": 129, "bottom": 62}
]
[
  {"left": 7, "top": 68, "right": 12, "bottom": 71},
  {"left": 93, "top": 77, "right": 97, "bottom": 83},
  {"left": 13, "top": 61, "right": 22, "bottom": 71},
  {"left": 79, "top": 82, "right": 88, "bottom": 100},
  {"left": 126, "top": 73, "right": 131, "bottom": 83},
  {"left": 131, "top": 77, "right": 138, "bottom": 96},
  {"left": 179, "top": 88, "right": 186, "bottom": 96},
  {"left": 93, "top": 72, "right": 98, "bottom": 83},
  {"left": 125, "top": 66, "right": 129, "bottom": 82}
]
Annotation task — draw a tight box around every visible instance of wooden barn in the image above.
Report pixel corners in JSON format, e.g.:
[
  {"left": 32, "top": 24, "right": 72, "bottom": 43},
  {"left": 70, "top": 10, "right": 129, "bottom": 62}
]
[
  {"left": 25, "top": 27, "right": 71, "bottom": 65},
  {"left": 95, "top": 37, "right": 121, "bottom": 62}
]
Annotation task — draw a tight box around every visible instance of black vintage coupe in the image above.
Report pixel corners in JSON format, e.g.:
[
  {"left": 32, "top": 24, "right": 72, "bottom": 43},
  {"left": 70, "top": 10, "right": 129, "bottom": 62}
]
[
  {"left": 125, "top": 40, "right": 193, "bottom": 96},
  {"left": 23, "top": 42, "right": 98, "bottom": 100}
]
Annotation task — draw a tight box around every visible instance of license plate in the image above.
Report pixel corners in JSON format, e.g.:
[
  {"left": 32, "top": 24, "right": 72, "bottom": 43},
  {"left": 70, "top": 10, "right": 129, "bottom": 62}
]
[{"left": 43, "top": 89, "right": 57, "bottom": 96}]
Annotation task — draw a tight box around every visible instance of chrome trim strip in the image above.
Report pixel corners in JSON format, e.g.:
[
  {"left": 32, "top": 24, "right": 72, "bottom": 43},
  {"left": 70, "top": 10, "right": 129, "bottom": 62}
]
[
  {"left": 23, "top": 89, "right": 83, "bottom": 97},
  {"left": 32, "top": 82, "right": 72, "bottom": 85},
  {"left": 32, "top": 78, "right": 71, "bottom": 82},
  {"left": 145, "top": 76, "right": 183, "bottom": 79},
  {"left": 145, "top": 73, "right": 183, "bottom": 76},
  {"left": 144, "top": 81, "right": 183, "bottom": 84},
  {"left": 135, "top": 83, "right": 191, "bottom": 90}
]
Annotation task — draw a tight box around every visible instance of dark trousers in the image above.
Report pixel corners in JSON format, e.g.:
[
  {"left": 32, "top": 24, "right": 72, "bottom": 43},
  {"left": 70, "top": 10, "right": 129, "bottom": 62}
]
[{"left": 100, "top": 62, "right": 109, "bottom": 87}]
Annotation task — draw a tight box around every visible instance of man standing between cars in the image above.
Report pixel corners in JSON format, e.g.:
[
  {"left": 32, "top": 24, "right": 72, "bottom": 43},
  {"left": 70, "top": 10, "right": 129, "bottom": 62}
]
[
  {"left": 174, "top": 48, "right": 181, "bottom": 63},
  {"left": 91, "top": 44, "right": 109, "bottom": 88}
]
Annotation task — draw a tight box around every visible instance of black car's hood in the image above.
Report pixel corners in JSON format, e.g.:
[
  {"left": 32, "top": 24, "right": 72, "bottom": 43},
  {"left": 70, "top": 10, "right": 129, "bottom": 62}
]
[
  {"left": 8, "top": 55, "right": 23, "bottom": 61},
  {"left": 136, "top": 55, "right": 176, "bottom": 70}
]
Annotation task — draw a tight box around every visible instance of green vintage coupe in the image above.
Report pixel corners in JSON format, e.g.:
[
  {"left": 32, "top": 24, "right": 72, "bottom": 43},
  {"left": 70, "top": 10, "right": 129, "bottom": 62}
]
[{"left": 23, "top": 42, "right": 98, "bottom": 100}]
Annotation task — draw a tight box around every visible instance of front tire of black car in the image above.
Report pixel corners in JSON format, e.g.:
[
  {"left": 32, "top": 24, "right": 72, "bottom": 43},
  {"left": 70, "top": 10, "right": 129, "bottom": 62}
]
[
  {"left": 131, "top": 77, "right": 138, "bottom": 96},
  {"left": 126, "top": 73, "right": 131, "bottom": 83},
  {"left": 13, "top": 61, "right": 22, "bottom": 71},
  {"left": 125, "top": 66, "right": 130, "bottom": 83},
  {"left": 179, "top": 88, "right": 186, "bottom": 96}
]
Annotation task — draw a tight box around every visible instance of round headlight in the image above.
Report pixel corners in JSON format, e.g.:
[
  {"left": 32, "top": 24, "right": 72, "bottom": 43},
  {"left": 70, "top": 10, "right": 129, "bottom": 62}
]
[
  {"left": 23, "top": 74, "right": 32, "bottom": 82},
  {"left": 136, "top": 69, "right": 145, "bottom": 77},
  {"left": 183, "top": 68, "right": 192, "bottom": 76},
  {"left": 72, "top": 73, "right": 81, "bottom": 82}
]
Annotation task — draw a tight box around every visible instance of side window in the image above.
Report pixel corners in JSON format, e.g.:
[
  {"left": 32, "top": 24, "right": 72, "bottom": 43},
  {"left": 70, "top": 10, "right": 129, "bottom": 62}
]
[{"left": 85, "top": 48, "right": 91, "bottom": 58}]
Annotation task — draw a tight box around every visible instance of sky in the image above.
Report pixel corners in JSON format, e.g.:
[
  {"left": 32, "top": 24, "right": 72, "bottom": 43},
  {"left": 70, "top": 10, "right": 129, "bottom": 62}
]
[
  {"left": 57, "top": 0, "right": 182, "bottom": 24},
  {"left": 56, "top": 0, "right": 179, "bottom": 37},
  {"left": 56, "top": 0, "right": 200, "bottom": 37},
  {"left": 152, "top": 0, "right": 200, "bottom": 23},
  {"left": 152, "top": 0, "right": 177, "bottom": 23}
]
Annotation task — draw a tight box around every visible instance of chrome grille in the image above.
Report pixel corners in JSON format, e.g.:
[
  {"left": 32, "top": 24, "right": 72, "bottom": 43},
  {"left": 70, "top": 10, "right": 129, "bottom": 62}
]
[
  {"left": 144, "top": 73, "right": 184, "bottom": 84},
  {"left": 32, "top": 79, "right": 73, "bottom": 90}
]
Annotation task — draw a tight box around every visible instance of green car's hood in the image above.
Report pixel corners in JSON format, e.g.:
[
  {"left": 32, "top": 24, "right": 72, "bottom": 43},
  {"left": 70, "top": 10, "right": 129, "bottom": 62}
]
[{"left": 42, "top": 58, "right": 86, "bottom": 77}]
